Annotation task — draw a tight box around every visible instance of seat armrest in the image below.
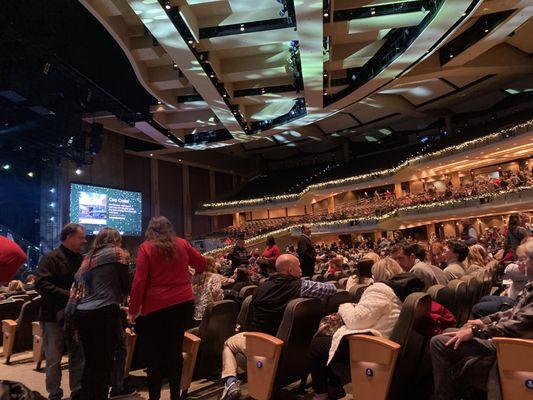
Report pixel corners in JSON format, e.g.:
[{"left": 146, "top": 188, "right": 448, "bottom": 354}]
[
  {"left": 2, "top": 319, "right": 18, "bottom": 359},
  {"left": 124, "top": 327, "right": 137, "bottom": 376},
  {"left": 348, "top": 334, "right": 401, "bottom": 400},
  {"left": 245, "top": 332, "right": 284, "bottom": 400},
  {"left": 181, "top": 332, "right": 201, "bottom": 391}
]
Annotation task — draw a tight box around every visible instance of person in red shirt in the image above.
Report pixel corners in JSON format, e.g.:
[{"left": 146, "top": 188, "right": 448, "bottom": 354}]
[
  {"left": 128, "top": 216, "right": 205, "bottom": 400},
  {"left": 261, "top": 236, "right": 281, "bottom": 267},
  {"left": 0, "top": 235, "right": 27, "bottom": 284}
]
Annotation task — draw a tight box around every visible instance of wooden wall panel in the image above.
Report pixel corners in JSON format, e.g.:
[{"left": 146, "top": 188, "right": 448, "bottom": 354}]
[
  {"left": 158, "top": 161, "right": 184, "bottom": 237},
  {"left": 189, "top": 167, "right": 211, "bottom": 236}
]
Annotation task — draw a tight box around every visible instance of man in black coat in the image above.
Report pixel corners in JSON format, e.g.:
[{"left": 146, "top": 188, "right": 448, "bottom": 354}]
[
  {"left": 227, "top": 234, "right": 250, "bottom": 271},
  {"left": 35, "top": 223, "right": 86, "bottom": 400},
  {"left": 297, "top": 224, "right": 316, "bottom": 277}
]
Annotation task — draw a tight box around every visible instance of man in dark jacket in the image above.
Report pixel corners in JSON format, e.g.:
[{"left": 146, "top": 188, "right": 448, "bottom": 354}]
[
  {"left": 227, "top": 234, "right": 250, "bottom": 271},
  {"left": 219, "top": 254, "right": 336, "bottom": 400},
  {"left": 35, "top": 223, "right": 86, "bottom": 400},
  {"left": 297, "top": 224, "right": 316, "bottom": 277}
]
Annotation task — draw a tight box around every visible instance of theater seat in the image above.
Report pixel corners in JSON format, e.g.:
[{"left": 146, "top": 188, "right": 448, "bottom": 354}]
[
  {"left": 348, "top": 283, "right": 371, "bottom": 303},
  {"left": 312, "top": 274, "right": 324, "bottom": 282},
  {"left": 338, "top": 277, "right": 348, "bottom": 289},
  {"left": 193, "top": 300, "right": 239, "bottom": 380},
  {"left": 180, "top": 332, "right": 201, "bottom": 398},
  {"left": 387, "top": 292, "right": 432, "bottom": 400},
  {"left": 461, "top": 275, "right": 481, "bottom": 316},
  {"left": 347, "top": 335, "right": 400, "bottom": 400},
  {"left": 124, "top": 327, "right": 138, "bottom": 376},
  {"left": 323, "top": 290, "right": 352, "bottom": 315},
  {"left": 427, "top": 285, "right": 458, "bottom": 324},
  {"left": 0, "top": 299, "right": 25, "bottom": 347},
  {"left": 32, "top": 322, "right": 44, "bottom": 370},
  {"left": 326, "top": 280, "right": 340, "bottom": 289},
  {"left": 447, "top": 280, "right": 468, "bottom": 327},
  {"left": 245, "top": 298, "right": 323, "bottom": 399},
  {"left": 244, "top": 332, "right": 284, "bottom": 400},
  {"left": 2, "top": 296, "right": 41, "bottom": 363},
  {"left": 493, "top": 337, "right": 533, "bottom": 400},
  {"left": 237, "top": 295, "right": 254, "bottom": 331},
  {"left": 239, "top": 285, "right": 257, "bottom": 299}
]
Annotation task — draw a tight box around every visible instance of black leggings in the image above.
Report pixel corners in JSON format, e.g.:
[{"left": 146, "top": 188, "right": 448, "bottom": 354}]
[
  {"left": 310, "top": 335, "right": 350, "bottom": 395},
  {"left": 142, "top": 301, "right": 194, "bottom": 400},
  {"left": 76, "top": 304, "right": 122, "bottom": 400}
]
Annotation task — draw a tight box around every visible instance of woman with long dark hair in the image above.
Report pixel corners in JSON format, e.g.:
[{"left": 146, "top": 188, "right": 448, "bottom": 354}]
[
  {"left": 128, "top": 216, "right": 206, "bottom": 400},
  {"left": 71, "top": 227, "right": 130, "bottom": 400}
]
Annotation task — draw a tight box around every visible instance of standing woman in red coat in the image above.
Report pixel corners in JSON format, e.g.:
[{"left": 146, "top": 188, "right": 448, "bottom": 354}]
[
  {"left": 261, "top": 236, "right": 281, "bottom": 267},
  {"left": 128, "top": 216, "right": 206, "bottom": 400}
]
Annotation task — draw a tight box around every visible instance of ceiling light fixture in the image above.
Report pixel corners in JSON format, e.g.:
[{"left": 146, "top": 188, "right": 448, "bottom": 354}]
[
  {"left": 27, "top": 171, "right": 35, "bottom": 178},
  {"left": 164, "top": 1, "right": 171, "bottom": 10},
  {"left": 324, "top": 12, "right": 329, "bottom": 17},
  {"left": 370, "top": 8, "right": 376, "bottom": 15},
  {"left": 240, "top": 24, "right": 245, "bottom": 32}
]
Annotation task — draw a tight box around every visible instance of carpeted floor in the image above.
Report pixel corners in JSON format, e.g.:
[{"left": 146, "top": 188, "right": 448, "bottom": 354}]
[{"left": 0, "top": 350, "right": 350, "bottom": 399}]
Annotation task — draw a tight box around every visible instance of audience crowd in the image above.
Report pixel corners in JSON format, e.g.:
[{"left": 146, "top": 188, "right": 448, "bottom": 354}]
[
  {"left": 0, "top": 200, "right": 532, "bottom": 399},
  {"left": 214, "top": 169, "right": 533, "bottom": 243}
]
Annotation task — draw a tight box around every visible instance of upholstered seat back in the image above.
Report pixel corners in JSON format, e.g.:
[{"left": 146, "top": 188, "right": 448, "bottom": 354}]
[
  {"left": 13, "top": 297, "right": 41, "bottom": 353},
  {"left": 388, "top": 293, "right": 432, "bottom": 400},
  {"left": 348, "top": 283, "right": 371, "bottom": 303},
  {"left": 323, "top": 290, "right": 352, "bottom": 315},
  {"left": 195, "top": 300, "right": 239, "bottom": 379},
  {"left": 274, "top": 298, "right": 323, "bottom": 388}
]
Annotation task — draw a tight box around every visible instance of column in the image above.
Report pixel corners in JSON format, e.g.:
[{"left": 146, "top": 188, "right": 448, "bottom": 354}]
[
  {"left": 182, "top": 165, "right": 192, "bottom": 238},
  {"left": 343, "top": 142, "right": 350, "bottom": 162},
  {"left": 150, "top": 158, "right": 160, "bottom": 217},
  {"left": 450, "top": 172, "right": 460, "bottom": 188},
  {"left": 394, "top": 182, "right": 403, "bottom": 198},
  {"left": 426, "top": 223, "right": 436, "bottom": 240},
  {"left": 209, "top": 171, "right": 218, "bottom": 231},
  {"left": 233, "top": 212, "right": 241, "bottom": 227},
  {"left": 328, "top": 196, "right": 335, "bottom": 213}
]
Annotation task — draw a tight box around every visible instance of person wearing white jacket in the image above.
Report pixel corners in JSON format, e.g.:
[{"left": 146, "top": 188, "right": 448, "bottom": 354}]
[{"left": 309, "top": 273, "right": 424, "bottom": 400}]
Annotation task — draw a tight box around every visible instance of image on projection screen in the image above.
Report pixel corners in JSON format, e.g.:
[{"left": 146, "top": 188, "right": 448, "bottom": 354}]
[{"left": 69, "top": 183, "right": 142, "bottom": 236}]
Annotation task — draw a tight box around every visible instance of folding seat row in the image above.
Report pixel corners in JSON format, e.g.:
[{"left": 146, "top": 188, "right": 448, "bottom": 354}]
[
  {"left": 0, "top": 298, "right": 25, "bottom": 347},
  {"left": 2, "top": 296, "right": 41, "bottom": 363}
]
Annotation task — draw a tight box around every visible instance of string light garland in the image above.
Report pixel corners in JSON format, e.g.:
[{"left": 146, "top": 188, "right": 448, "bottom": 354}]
[
  {"left": 203, "top": 185, "right": 533, "bottom": 255},
  {"left": 202, "top": 119, "right": 533, "bottom": 210}
]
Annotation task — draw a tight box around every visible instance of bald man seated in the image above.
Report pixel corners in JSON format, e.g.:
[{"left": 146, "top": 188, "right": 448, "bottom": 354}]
[{"left": 219, "top": 254, "right": 337, "bottom": 400}]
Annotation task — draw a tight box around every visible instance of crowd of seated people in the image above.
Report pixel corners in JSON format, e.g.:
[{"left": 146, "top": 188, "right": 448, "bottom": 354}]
[
  {"left": 213, "top": 168, "right": 533, "bottom": 243},
  {"left": 1, "top": 210, "right": 532, "bottom": 400}
]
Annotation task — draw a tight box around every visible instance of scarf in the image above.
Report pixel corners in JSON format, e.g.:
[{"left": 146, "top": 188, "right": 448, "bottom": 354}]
[{"left": 65, "top": 244, "right": 128, "bottom": 321}]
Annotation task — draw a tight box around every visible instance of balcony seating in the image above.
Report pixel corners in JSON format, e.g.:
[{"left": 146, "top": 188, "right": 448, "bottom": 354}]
[
  {"left": 2, "top": 296, "right": 41, "bottom": 363},
  {"left": 244, "top": 298, "right": 323, "bottom": 399},
  {"left": 493, "top": 337, "right": 533, "bottom": 400}
]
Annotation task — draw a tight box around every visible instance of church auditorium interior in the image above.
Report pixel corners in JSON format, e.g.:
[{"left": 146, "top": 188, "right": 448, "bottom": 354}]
[{"left": 1, "top": 0, "right": 533, "bottom": 399}]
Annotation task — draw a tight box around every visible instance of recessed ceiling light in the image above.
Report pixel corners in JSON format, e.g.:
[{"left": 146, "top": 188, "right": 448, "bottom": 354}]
[
  {"left": 324, "top": 12, "right": 329, "bottom": 17},
  {"left": 240, "top": 24, "right": 245, "bottom": 32}
]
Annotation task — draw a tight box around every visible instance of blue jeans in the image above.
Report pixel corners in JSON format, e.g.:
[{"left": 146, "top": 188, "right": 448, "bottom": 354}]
[
  {"left": 41, "top": 321, "right": 84, "bottom": 400},
  {"left": 472, "top": 295, "right": 514, "bottom": 318}
]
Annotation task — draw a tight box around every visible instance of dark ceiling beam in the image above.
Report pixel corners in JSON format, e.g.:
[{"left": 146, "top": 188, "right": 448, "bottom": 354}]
[
  {"left": 199, "top": 18, "right": 295, "bottom": 39},
  {"left": 333, "top": 1, "right": 427, "bottom": 22}
]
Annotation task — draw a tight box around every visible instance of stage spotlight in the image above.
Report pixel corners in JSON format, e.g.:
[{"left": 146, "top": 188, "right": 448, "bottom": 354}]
[
  {"left": 50, "top": 187, "right": 55, "bottom": 193},
  {"left": 50, "top": 202, "right": 56, "bottom": 208},
  {"left": 75, "top": 168, "right": 82, "bottom": 175},
  {"left": 49, "top": 216, "right": 55, "bottom": 222},
  {"left": 2, "top": 164, "right": 10, "bottom": 170},
  {"left": 27, "top": 171, "right": 35, "bottom": 178}
]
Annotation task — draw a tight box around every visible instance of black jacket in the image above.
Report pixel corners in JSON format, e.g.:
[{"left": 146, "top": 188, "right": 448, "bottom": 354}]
[
  {"left": 297, "top": 235, "right": 316, "bottom": 265},
  {"left": 35, "top": 245, "right": 82, "bottom": 322}
]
